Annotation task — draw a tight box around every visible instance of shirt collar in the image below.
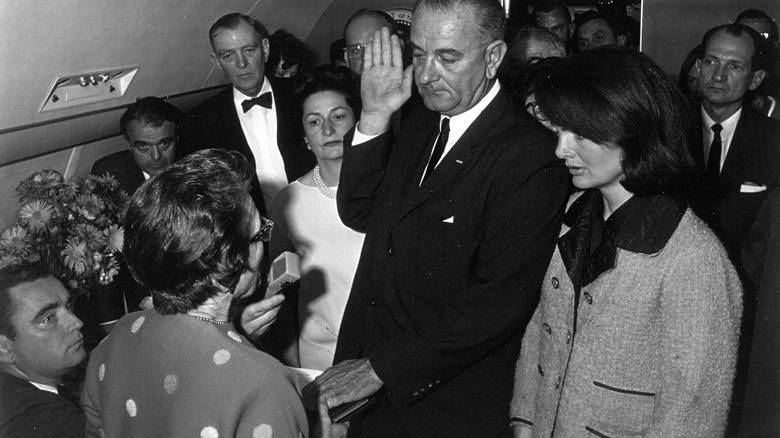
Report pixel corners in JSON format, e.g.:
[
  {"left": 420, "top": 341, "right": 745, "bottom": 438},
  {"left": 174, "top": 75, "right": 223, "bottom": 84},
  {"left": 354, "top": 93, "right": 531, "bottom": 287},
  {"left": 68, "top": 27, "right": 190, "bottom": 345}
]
[
  {"left": 443, "top": 81, "right": 501, "bottom": 139},
  {"left": 702, "top": 105, "right": 741, "bottom": 136},
  {"left": 232, "top": 77, "right": 274, "bottom": 110},
  {"left": 29, "top": 380, "right": 58, "bottom": 394}
]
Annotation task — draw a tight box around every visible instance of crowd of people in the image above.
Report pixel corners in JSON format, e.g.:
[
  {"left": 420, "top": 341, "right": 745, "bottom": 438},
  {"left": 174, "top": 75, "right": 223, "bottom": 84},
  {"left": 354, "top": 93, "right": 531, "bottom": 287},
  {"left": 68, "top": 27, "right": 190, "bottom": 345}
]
[{"left": 1, "top": 0, "right": 780, "bottom": 437}]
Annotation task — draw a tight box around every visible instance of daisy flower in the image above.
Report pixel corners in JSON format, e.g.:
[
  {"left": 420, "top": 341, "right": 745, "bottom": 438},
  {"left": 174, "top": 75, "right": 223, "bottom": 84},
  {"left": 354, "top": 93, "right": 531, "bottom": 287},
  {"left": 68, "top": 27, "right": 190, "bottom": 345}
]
[
  {"left": 0, "top": 226, "right": 28, "bottom": 252},
  {"left": 62, "top": 239, "right": 89, "bottom": 275},
  {"left": 104, "top": 225, "right": 124, "bottom": 253},
  {"left": 18, "top": 200, "right": 54, "bottom": 230}
]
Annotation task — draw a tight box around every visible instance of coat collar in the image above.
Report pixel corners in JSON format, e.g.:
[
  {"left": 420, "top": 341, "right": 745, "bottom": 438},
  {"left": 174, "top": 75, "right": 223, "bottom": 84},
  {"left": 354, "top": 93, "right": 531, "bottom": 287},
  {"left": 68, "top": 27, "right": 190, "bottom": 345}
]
[{"left": 558, "top": 190, "right": 686, "bottom": 289}]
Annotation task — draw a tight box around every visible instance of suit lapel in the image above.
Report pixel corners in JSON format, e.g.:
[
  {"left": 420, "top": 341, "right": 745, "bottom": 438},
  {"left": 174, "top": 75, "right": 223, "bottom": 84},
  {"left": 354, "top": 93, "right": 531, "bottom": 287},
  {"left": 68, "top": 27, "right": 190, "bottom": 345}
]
[
  {"left": 395, "top": 91, "right": 509, "bottom": 222},
  {"left": 721, "top": 108, "right": 753, "bottom": 179}
]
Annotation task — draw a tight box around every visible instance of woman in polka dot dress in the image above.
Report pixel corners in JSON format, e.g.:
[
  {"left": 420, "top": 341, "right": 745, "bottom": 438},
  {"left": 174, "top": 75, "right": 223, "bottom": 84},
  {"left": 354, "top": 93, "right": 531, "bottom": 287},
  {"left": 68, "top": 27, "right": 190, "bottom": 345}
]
[{"left": 82, "top": 150, "right": 309, "bottom": 437}]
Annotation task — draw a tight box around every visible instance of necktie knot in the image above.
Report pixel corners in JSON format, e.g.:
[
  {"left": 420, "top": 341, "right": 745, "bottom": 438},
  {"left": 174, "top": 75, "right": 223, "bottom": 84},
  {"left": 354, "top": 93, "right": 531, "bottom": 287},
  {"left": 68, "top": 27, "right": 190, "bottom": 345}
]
[
  {"left": 241, "top": 92, "right": 272, "bottom": 113},
  {"left": 711, "top": 123, "right": 723, "bottom": 134}
]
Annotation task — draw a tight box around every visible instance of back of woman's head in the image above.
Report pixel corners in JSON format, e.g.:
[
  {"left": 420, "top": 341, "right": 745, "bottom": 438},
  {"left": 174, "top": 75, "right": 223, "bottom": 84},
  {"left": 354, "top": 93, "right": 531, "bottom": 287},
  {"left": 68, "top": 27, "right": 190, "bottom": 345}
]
[
  {"left": 125, "top": 149, "right": 254, "bottom": 314},
  {"left": 536, "top": 46, "right": 694, "bottom": 195},
  {"left": 294, "top": 64, "right": 359, "bottom": 115}
]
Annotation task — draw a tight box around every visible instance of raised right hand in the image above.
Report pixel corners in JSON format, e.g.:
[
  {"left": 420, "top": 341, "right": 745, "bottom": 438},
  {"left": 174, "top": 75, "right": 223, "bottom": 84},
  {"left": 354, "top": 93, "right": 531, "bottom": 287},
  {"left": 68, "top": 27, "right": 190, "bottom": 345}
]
[{"left": 358, "top": 27, "right": 414, "bottom": 136}]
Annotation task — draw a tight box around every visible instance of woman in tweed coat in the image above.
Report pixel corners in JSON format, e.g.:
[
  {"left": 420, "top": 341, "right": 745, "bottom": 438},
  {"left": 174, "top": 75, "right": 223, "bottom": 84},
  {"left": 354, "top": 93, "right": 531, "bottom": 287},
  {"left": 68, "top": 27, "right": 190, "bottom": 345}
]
[{"left": 512, "top": 47, "right": 742, "bottom": 438}]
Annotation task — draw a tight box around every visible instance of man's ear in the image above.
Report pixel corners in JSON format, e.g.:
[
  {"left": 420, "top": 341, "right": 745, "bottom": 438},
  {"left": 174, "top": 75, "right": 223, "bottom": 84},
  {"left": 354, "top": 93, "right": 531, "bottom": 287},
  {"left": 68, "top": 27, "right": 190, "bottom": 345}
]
[
  {"left": 485, "top": 40, "right": 508, "bottom": 80},
  {"left": 262, "top": 38, "right": 270, "bottom": 63},
  {"left": 616, "top": 35, "right": 627, "bottom": 47},
  {"left": 749, "top": 69, "right": 767, "bottom": 91},
  {"left": 0, "top": 335, "right": 16, "bottom": 365}
]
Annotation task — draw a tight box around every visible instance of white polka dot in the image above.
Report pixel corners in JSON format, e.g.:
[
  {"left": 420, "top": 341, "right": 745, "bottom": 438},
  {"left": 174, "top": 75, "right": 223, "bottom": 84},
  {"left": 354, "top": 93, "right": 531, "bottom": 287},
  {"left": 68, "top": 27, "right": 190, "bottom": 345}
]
[
  {"left": 126, "top": 399, "right": 137, "bottom": 417},
  {"left": 130, "top": 316, "right": 145, "bottom": 333},
  {"left": 213, "top": 349, "right": 231, "bottom": 365},
  {"left": 163, "top": 374, "right": 178, "bottom": 394},
  {"left": 227, "top": 331, "right": 242, "bottom": 343},
  {"left": 200, "top": 426, "right": 219, "bottom": 438},
  {"left": 98, "top": 363, "right": 105, "bottom": 381},
  {"left": 253, "top": 424, "right": 273, "bottom": 438}
]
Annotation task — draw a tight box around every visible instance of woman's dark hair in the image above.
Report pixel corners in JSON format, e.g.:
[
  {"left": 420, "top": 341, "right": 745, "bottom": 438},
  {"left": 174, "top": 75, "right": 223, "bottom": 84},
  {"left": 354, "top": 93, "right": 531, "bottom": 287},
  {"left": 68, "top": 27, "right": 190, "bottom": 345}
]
[
  {"left": 535, "top": 46, "right": 694, "bottom": 196},
  {"left": 293, "top": 64, "right": 359, "bottom": 117},
  {"left": 678, "top": 44, "right": 703, "bottom": 98},
  {"left": 124, "top": 149, "right": 254, "bottom": 314},
  {"left": 266, "top": 29, "right": 317, "bottom": 77}
]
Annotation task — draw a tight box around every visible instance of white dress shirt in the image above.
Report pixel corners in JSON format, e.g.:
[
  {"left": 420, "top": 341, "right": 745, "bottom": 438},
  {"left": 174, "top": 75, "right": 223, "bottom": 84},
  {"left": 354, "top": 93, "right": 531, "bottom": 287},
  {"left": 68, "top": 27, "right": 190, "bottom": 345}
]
[
  {"left": 702, "top": 106, "right": 741, "bottom": 173},
  {"left": 233, "top": 78, "right": 288, "bottom": 208}
]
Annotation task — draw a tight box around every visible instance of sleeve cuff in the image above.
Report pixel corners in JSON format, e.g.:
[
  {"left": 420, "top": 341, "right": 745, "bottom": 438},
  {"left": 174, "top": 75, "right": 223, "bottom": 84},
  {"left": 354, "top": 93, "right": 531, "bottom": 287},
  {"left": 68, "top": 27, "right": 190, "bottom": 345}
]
[{"left": 353, "top": 122, "right": 382, "bottom": 145}]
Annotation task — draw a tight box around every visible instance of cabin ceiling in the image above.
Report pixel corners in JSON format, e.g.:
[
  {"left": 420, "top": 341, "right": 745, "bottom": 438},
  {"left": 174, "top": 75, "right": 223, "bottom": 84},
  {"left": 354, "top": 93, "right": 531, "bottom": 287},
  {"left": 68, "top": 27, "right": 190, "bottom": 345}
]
[{"left": 0, "top": 0, "right": 335, "bottom": 166}]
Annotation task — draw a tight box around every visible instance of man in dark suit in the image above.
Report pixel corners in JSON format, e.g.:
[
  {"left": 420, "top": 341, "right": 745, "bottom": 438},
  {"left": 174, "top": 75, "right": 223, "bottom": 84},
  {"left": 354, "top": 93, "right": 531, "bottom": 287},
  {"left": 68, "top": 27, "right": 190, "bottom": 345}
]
[
  {"left": 92, "top": 96, "right": 182, "bottom": 195},
  {"left": 0, "top": 265, "right": 86, "bottom": 438},
  {"left": 306, "top": 1, "right": 569, "bottom": 436},
  {"left": 180, "top": 13, "right": 315, "bottom": 215},
  {"left": 690, "top": 23, "right": 780, "bottom": 265},
  {"left": 90, "top": 96, "right": 182, "bottom": 330}
]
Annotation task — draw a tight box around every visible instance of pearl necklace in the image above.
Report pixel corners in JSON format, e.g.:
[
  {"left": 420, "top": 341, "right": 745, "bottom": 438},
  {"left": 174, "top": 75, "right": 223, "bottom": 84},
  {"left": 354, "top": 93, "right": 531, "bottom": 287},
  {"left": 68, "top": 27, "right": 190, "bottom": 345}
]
[
  {"left": 189, "top": 314, "right": 231, "bottom": 325},
  {"left": 313, "top": 165, "right": 337, "bottom": 199}
]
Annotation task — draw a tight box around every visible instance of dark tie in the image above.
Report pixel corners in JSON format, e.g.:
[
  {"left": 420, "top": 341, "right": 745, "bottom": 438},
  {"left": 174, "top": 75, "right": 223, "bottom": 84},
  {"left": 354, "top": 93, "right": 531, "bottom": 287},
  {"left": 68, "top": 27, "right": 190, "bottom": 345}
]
[
  {"left": 57, "top": 385, "right": 82, "bottom": 409},
  {"left": 423, "top": 117, "right": 450, "bottom": 182},
  {"left": 241, "top": 92, "right": 272, "bottom": 113},
  {"left": 707, "top": 123, "right": 723, "bottom": 176}
]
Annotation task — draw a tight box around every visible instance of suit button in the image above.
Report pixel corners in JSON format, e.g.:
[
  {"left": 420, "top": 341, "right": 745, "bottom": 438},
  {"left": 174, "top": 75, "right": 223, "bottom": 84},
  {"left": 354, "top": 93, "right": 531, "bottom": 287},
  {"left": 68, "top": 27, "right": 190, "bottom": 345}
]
[
  {"left": 551, "top": 277, "right": 560, "bottom": 289},
  {"left": 566, "top": 331, "right": 572, "bottom": 344},
  {"left": 413, "top": 390, "right": 419, "bottom": 396},
  {"left": 543, "top": 323, "right": 552, "bottom": 334},
  {"left": 434, "top": 379, "right": 441, "bottom": 385},
  {"left": 584, "top": 292, "right": 593, "bottom": 304},
  {"left": 369, "top": 299, "right": 377, "bottom": 306},
  {"left": 555, "top": 376, "right": 561, "bottom": 389},
  {"left": 538, "top": 365, "right": 544, "bottom": 376},
  {"left": 388, "top": 247, "right": 393, "bottom": 255}
]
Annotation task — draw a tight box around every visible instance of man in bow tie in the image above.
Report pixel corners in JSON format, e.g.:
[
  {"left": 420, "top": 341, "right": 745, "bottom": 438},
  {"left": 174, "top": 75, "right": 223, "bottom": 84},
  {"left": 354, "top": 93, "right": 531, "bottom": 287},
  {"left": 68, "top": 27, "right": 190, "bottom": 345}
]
[{"left": 181, "top": 13, "right": 315, "bottom": 214}]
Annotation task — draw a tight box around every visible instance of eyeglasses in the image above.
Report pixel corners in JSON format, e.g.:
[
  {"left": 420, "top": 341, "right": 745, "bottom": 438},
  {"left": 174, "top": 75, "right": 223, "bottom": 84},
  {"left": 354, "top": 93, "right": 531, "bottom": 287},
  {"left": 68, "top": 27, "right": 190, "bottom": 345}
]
[
  {"left": 249, "top": 216, "right": 274, "bottom": 244},
  {"left": 525, "top": 101, "right": 549, "bottom": 122},
  {"left": 344, "top": 43, "right": 367, "bottom": 60}
]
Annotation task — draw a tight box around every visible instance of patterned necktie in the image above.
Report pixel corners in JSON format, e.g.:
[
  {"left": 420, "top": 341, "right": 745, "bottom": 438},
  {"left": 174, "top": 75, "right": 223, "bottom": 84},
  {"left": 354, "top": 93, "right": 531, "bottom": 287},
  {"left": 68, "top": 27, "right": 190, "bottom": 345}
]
[
  {"left": 707, "top": 123, "right": 723, "bottom": 176},
  {"left": 423, "top": 117, "right": 450, "bottom": 182},
  {"left": 241, "top": 92, "right": 272, "bottom": 113}
]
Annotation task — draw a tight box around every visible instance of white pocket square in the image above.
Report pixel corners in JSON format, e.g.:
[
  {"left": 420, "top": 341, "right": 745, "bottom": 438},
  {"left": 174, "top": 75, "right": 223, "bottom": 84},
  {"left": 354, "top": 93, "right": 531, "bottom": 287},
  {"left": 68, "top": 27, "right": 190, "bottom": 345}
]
[
  {"left": 740, "top": 183, "right": 767, "bottom": 193},
  {"left": 442, "top": 216, "right": 455, "bottom": 223}
]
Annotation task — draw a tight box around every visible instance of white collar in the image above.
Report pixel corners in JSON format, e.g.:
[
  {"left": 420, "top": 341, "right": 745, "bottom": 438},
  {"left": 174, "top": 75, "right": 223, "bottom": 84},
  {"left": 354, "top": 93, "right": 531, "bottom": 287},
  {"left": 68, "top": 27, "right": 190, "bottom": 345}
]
[
  {"left": 29, "top": 380, "right": 58, "bottom": 394},
  {"left": 232, "top": 78, "right": 274, "bottom": 109},
  {"left": 702, "top": 105, "right": 742, "bottom": 134},
  {"left": 445, "top": 81, "right": 501, "bottom": 129}
]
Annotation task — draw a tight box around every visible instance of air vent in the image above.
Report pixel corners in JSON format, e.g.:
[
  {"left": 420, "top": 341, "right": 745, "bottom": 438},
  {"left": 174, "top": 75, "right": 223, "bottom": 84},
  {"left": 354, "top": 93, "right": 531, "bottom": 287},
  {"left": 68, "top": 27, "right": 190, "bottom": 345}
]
[{"left": 39, "top": 66, "right": 139, "bottom": 113}]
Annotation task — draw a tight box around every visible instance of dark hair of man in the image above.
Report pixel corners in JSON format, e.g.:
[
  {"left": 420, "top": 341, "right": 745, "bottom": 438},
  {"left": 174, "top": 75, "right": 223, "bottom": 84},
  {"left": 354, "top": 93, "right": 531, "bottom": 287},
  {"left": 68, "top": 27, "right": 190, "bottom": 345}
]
[
  {"left": 294, "top": 64, "right": 359, "bottom": 118},
  {"left": 414, "top": 0, "right": 506, "bottom": 46},
  {"left": 343, "top": 9, "right": 397, "bottom": 38},
  {"left": 700, "top": 23, "right": 768, "bottom": 73},
  {"left": 736, "top": 9, "right": 779, "bottom": 45},
  {"left": 534, "top": 0, "right": 571, "bottom": 24},
  {"left": 329, "top": 38, "right": 347, "bottom": 65},
  {"left": 209, "top": 13, "right": 269, "bottom": 49},
  {"left": 124, "top": 149, "right": 254, "bottom": 315},
  {"left": 119, "top": 96, "right": 183, "bottom": 140},
  {"left": 535, "top": 47, "right": 694, "bottom": 196},
  {"left": 0, "top": 264, "right": 52, "bottom": 340},
  {"left": 575, "top": 10, "right": 620, "bottom": 38}
]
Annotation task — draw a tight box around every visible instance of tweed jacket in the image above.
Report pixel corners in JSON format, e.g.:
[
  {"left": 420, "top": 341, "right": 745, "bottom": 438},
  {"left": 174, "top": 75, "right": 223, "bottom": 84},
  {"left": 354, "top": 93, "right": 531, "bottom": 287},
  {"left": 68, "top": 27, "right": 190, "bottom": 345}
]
[
  {"left": 512, "top": 191, "right": 742, "bottom": 438},
  {"left": 335, "top": 87, "right": 569, "bottom": 437}
]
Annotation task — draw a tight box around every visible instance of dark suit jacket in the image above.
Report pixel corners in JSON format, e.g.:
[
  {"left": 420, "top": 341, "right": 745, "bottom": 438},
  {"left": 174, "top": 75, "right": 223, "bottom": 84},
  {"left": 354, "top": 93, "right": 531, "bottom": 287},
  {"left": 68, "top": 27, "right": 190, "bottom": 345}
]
[
  {"left": 740, "top": 187, "right": 780, "bottom": 437},
  {"left": 180, "top": 77, "right": 315, "bottom": 214},
  {"left": 0, "top": 372, "right": 85, "bottom": 438},
  {"left": 689, "top": 106, "right": 780, "bottom": 263},
  {"left": 334, "top": 88, "right": 569, "bottom": 437},
  {"left": 91, "top": 150, "right": 145, "bottom": 195}
]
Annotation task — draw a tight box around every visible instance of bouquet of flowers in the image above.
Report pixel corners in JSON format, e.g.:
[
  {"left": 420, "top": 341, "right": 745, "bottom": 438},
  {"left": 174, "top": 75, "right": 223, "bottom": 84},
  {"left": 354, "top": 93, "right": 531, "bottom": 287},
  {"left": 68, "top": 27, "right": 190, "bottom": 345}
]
[{"left": 0, "top": 169, "right": 128, "bottom": 296}]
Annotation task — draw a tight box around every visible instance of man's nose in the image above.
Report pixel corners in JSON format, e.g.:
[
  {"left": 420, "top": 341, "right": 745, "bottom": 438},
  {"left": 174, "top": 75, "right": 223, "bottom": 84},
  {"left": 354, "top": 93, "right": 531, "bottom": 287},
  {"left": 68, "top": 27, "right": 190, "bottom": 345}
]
[
  {"left": 149, "top": 145, "right": 162, "bottom": 161},
  {"left": 237, "top": 53, "right": 248, "bottom": 69},
  {"left": 417, "top": 57, "right": 439, "bottom": 85},
  {"left": 64, "top": 309, "right": 83, "bottom": 331},
  {"left": 712, "top": 65, "right": 727, "bottom": 82}
]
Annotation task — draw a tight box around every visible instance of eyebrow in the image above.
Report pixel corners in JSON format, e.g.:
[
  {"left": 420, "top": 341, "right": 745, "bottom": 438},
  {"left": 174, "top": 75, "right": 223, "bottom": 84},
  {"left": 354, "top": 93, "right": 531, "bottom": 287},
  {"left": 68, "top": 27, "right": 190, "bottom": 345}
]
[{"left": 32, "top": 302, "right": 59, "bottom": 322}]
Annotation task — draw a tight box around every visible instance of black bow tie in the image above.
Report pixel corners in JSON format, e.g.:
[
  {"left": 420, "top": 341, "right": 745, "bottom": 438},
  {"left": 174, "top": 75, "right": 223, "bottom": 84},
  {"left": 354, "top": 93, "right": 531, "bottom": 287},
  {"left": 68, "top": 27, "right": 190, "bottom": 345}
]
[{"left": 242, "top": 92, "right": 272, "bottom": 112}]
